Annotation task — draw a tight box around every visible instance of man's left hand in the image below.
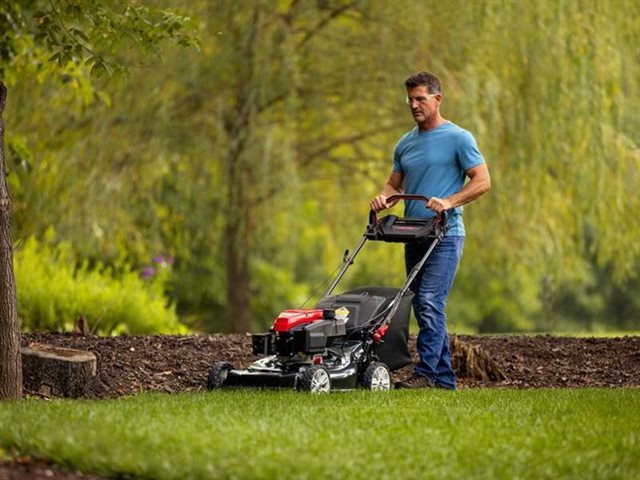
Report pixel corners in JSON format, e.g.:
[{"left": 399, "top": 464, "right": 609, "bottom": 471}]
[{"left": 427, "top": 197, "right": 452, "bottom": 214}]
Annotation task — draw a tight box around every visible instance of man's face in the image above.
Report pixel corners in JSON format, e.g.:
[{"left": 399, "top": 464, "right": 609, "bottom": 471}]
[{"left": 406, "top": 86, "right": 441, "bottom": 124}]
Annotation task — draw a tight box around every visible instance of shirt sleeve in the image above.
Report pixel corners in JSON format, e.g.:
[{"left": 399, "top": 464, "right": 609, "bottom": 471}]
[
  {"left": 392, "top": 141, "right": 404, "bottom": 173},
  {"left": 457, "top": 130, "right": 485, "bottom": 171}
]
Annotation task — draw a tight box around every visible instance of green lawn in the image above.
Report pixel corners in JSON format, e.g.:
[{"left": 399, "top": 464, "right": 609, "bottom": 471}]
[{"left": 1, "top": 389, "right": 638, "bottom": 479}]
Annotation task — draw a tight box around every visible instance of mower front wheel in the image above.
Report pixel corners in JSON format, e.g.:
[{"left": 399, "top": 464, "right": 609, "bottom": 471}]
[
  {"left": 297, "top": 366, "right": 331, "bottom": 393},
  {"left": 207, "top": 362, "right": 235, "bottom": 390},
  {"left": 361, "top": 362, "right": 391, "bottom": 391}
]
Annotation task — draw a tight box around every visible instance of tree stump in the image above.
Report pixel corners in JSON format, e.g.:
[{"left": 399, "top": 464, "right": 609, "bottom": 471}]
[
  {"left": 451, "top": 335, "right": 509, "bottom": 382},
  {"left": 21, "top": 343, "right": 97, "bottom": 398}
]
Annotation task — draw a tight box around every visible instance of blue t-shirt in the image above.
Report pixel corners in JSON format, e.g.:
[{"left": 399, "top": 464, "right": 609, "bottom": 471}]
[{"left": 392, "top": 121, "right": 485, "bottom": 236}]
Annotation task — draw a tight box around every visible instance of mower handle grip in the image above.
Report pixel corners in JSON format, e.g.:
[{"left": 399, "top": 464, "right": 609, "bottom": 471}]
[
  {"left": 368, "top": 194, "right": 444, "bottom": 226},
  {"left": 387, "top": 194, "right": 430, "bottom": 206}
]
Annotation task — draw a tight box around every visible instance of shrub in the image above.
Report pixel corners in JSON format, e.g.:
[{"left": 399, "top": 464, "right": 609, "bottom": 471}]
[{"left": 14, "top": 237, "right": 186, "bottom": 334}]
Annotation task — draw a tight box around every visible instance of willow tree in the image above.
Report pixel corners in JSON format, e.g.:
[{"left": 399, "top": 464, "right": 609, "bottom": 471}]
[
  {"left": 407, "top": 0, "right": 640, "bottom": 331},
  {"left": 0, "top": 0, "right": 196, "bottom": 399}
]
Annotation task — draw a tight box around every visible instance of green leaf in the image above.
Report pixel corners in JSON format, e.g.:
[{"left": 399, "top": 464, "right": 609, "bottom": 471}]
[
  {"left": 84, "top": 56, "right": 99, "bottom": 66},
  {"left": 90, "top": 60, "right": 107, "bottom": 78},
  {"left": 69, "top": 27, "right": 89, "bottom": 42}
]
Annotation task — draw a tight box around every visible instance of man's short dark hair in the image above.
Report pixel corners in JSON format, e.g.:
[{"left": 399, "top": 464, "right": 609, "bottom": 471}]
[{"left": 404, "top": 71, "right": 442, "bottom": 94}]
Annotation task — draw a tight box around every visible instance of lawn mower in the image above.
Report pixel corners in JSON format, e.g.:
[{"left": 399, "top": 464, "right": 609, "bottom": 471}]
[{"left": 206, "top": 195, "right": 447, "bottom": 393}]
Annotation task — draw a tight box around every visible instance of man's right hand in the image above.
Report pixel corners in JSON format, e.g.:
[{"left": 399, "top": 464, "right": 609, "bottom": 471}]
[
  {"left": 370, "top": 194, "right": 394, "bottom": 212},
  {"left": 371, "top": 172, "right": 403, "bottom": 212}
]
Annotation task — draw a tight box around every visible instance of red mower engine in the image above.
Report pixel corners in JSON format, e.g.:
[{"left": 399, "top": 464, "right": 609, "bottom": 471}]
[{"left": 252, "top": 308, "right": 347, "bottom": 357}]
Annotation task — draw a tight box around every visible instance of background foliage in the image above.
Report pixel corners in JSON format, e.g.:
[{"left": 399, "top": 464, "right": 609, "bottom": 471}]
[
  {"left": 2, "top": 0, "right": 639, "bottom": 333},
  {"left": 15, "top": 234, "right": 183, "bottom": 334}
]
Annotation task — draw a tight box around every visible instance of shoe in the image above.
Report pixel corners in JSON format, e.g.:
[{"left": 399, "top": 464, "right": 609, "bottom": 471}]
[
  {"left": 434, "top": 382, "right": 456, "bottom": 391},
  {"left": 395, "top": 375, "right": 436, "bottom": 389}
]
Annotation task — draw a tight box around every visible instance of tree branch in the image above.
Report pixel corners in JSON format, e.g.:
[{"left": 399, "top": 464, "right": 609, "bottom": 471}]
[
  {"left": 296, "top": 1, "right": 359, "bottom": 49},
  {"left": 257, "top": 92, "right": 287, "bottom": 115},
  {"left": 298, "top": 123, "right": 397, "bottom": 168},
  {"left": 278, "top": 0, "right": 302, "bottom": 26},
  {"left": 249, "top": 124, "right": 396, "bottom": 207}
]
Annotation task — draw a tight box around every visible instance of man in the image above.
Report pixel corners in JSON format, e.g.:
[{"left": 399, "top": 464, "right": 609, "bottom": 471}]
[{"left": 370, "top": 71, "right": 491, "bottom": 389}]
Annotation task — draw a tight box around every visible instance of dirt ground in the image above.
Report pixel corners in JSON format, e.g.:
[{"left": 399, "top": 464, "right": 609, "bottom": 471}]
[
  {"left": 0, "top": 459, "right": 105, "bottom": 480},
  {"left": 3, "top": 332, "right": 639, "bottom": 479},
  {"left": 18, "top": 332, "right": 640, "bottom": 396}
]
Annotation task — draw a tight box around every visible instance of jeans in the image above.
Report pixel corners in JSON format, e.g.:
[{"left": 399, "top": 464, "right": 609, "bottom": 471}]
[{"left": 405, "top": 236, "right": 464, "bottom": 389}]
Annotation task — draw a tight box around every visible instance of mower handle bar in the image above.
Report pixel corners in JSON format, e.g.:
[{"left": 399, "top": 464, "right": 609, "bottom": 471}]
[
  {"left": 369, "top": 194, "right": 444, "bottom": 226},
  {"left": 323, "top": 194, "right": 443, "bottom": 299}
]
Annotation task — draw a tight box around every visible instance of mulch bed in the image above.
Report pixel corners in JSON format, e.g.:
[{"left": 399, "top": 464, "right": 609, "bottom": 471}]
[
  {"left": 18, "top": 332, "right": 640, "bottom": 397},
  {"left": 4, "top": 332, "right": 639, "bottom": 479},
  {"left": 0, "top": 458, "right": 105, "bottom": 480}
]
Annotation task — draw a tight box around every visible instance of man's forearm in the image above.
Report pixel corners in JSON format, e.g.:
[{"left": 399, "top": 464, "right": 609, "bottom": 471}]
[
  {"left": 446, "top": 164, "right": 491, "bottom": 209},
  {"left": 446, "top": 177, "right": 490, "bottom": 208},
  {"left": 381, "top": 181, "right": 403, "bottom": 198},
  {"left": 371, "top": 172, "right": 404, "bottom": 212}
]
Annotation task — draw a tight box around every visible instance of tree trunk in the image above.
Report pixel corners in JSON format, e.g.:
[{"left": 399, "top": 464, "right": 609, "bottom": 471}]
[
  {"left": 0, "top": 81, "right": 22, "bottom": 400},
  {"left": 450, "top": 335, "right": 509, "bottom": 382},
  {"left": 222, "top": 108, "right": 253, "bottom": 333},
  {"left": 22, "top": 343, "right": 97, "bottom": 398},
  {"left": 223, "top": 114, "right": 253, "bottom": 333},
  {"left": 225, "top": 205, "right": 251, "bottom": 333},
  {"left": 221, "top": 5, "right": 263, "bottom": 334}
]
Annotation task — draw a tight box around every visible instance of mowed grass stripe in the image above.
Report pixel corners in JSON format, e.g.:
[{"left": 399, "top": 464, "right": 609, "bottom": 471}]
[{"left": 1, "top": 389, "right": 638, "bottom": 479}]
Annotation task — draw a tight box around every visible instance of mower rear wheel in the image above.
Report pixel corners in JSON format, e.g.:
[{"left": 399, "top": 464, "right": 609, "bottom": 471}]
[
  {"left": 207, "top": 362, "right": 234, "bottom": 390},
  {"left": 362, "top": 362, "right": 391, "bottom": 391},
  {"left": 298, "top": 366, "right": 331, "bottom": 393}
]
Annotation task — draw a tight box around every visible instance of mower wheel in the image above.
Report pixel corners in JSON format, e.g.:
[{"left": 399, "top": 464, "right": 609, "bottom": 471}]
[
  {"left": 207, "top": 362, "right": 235, "bottom": 390},
  {"left": 361, "top": 362, "right": 391, "bottom": 391},
  {"left": 297, "top": 366, "right": 331, "bottom": 393}
]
